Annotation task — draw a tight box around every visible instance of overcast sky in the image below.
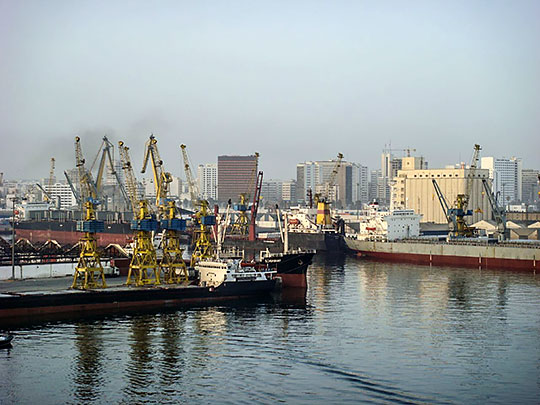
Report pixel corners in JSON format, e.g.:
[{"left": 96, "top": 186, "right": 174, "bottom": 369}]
[{"left": 1, "top": 0, "right": 539, "bottom": 181}]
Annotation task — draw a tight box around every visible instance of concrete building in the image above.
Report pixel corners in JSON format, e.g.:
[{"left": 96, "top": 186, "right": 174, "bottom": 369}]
[
  {"left": 44, "top": 183, "right": 77, "bottom": 210},
  {"left": 351, "top": 163, "right": 369, "bottom": 206},
  {"left": 296, "top": 159, "right": 352, "bottom": 207},
  {"left": 391, "top": 162, "right": 492, "bottom": 224},
  {"left": 197, "top": 163, "right": 218, "bottom": 201},
  {"left": 368, "top": 170, "right": 381, "bottom": 203},
  {"left": 217, "top": 155, "right": 258, "bottom": 203},
  {"left": 261, "top": 179, "right": 283, "bottom": 204},
  {"left": 281, "top": 180, "right": 296, "bottom": 203},
  {"left": 521, "top": 169, "right": 539, "bottom": 205},
  {"left": 481, "top": 157, "right": 522, "bottom": 205}
]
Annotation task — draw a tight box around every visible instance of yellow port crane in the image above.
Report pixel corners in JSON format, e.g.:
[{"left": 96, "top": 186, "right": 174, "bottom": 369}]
[
  {"left": 118, "top": 140, "right": 161, "bottom": 286},
  {"left": 316, "top": 153, "right": 344, "bottom": 227},
  {"left": 71, "top": 136, "right": 107, "bottom": 290},
  {"left": 180, "top": 144, "right": 216, "bottom": 266},
  {"left": 432, "top": 144, "right": 482, "bottom": 238},
  {"left": 230, "top": 152, "right": 259, "bottom": 236},
  {"left": 141, "top": 135, "right": 188, "bottom": 284},
  {"left": 142, "top": 134, "right": 173, "bottom": 216}
]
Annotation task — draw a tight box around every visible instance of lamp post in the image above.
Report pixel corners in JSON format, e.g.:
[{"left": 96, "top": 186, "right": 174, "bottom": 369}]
[{"left": 11, "top": 197, "right": 18, "bottom": 280}]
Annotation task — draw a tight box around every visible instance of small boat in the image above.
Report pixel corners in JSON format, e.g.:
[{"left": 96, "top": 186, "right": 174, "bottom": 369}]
[{"left": 0, "top": 334, "right": 14, "bottom": 348}]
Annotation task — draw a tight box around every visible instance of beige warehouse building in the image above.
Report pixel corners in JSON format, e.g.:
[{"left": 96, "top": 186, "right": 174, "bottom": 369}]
[{"left": 391, "top": 157, "right": 492, "bottom": 224}]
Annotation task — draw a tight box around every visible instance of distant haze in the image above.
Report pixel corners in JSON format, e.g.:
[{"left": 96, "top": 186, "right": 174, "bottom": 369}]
[{"left": 1, "top": 0, "right": 539, "bottom": 181}]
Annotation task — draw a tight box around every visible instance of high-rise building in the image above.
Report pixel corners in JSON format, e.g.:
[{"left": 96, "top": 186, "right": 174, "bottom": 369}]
[
  {"left": 351, "top": 163, "right": 369, "bottom": 206},
  {"left": 481, "top": 157, "right": 522, "bottom": 205},
  {"left": 217, "top": 155, "right": 258, "bottom": 203},
  {"left": 281, "top": 180, "right": 296, "bottom": 203},
  {"left": 522, "top": 169, "right": 539, "bottom": 205},
  {"left": 368, "top": 169, "right": 380, "bottom": 203},
  {"left": 296, "top": 159, "right": 352, "bottom": 207},
  {"left": 44, "top": 183, "right": 78, "bottom": 210},
  {"left": 261, "top": 179, "right": 283, "bottom": 203},
  {"left": 197, "top": 163, "right": 218, "bottom": 201},
  {"left": 391, "top": 166, "right": 492, "bottom": 224}
]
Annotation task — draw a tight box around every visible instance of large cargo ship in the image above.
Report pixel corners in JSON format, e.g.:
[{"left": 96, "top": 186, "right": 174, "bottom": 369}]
[
  {"left": 16, "top": 219, "right": 134, "bottom": 246},
  {"left": 345, "top": 237, "right": 540, "bottom": 271}
]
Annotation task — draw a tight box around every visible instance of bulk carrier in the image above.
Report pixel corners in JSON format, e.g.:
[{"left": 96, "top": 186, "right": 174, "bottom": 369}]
[{"left": 344, "top": 206, "right": 540, "bottom": 271}]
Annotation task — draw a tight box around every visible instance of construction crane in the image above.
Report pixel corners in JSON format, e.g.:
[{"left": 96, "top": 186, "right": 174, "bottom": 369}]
[
  {"left": 140, "top": 135, "right": 187, "bottom": 284},
  {"left": 180, "top": 144, "right": 215, "bottom": 266},
  {"left": 92, "top": 136, "right": 129, "bottom": 209},
  {"left": 316, "top": 153, "right": 344, "bottom": 227},
  {"left": 71, "top": 136, "right": 107, "bottom": 290},
  {"left": 118, "top": 140, "right": 161, "bottom": 286},
  {"left": 142, "top": 134, "right": 173, "bottom": 216},
  {"left": 231, "top": 152, "right": 259, "bottom": 236},
  {"left": 481, "top": 178, "right": 507, "bottom": 241}
]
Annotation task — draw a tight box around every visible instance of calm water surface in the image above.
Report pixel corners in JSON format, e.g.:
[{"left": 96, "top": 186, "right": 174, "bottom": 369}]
[{"left": 1, "top": 254, "right": 539, "bottom": 404}]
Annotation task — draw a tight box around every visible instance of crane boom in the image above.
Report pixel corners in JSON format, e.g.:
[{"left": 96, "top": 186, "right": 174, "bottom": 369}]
[
  {"left": 463, "top": 144, "right": 481, "bottom": 212},
  {"left": 180, "top": 144, "right": 200, "bottom": 206},
  {"left": 142, "top": 134, "right": 172, "bottom": 212},
  {"left": 74, "top": 136, "right": 98, "bottom": 204},
  {"left": 118, "top": 141, "right": 140, "bottom": 214},
  {"left": 481, "top": 178, "right": 507, "bottom": 239}
]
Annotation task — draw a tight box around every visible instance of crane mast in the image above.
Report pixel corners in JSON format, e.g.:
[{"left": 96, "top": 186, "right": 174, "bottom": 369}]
[{"left": 118, "top": 140, "right": 161, "bottom": 286}]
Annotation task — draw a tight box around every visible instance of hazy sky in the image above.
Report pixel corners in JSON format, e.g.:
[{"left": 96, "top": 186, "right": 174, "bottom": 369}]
[{"left": 1, "top": 0, "right": 539, "bottom": 181}]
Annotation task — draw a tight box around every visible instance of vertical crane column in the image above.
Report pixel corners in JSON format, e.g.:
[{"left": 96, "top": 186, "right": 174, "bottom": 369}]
[
  {"left": 72, "top": 201, "right": 107, "bottom": 289},
  {"left": 71, "top": 136, "right": 107, "bottom": 290},
  {"left": 128, "top": 200, "right": 160, "bottom": 286}
]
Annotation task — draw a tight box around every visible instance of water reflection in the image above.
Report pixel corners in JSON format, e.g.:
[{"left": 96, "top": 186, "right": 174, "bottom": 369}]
[
  {"left": 73, "top": 323, "right": 103, "bottom": 402},
  {"left": 124, "top": 317, "right": 156, "bottom": 401},
  {"left": 158, "top": 313, "right": 187, "bottom": 389}
]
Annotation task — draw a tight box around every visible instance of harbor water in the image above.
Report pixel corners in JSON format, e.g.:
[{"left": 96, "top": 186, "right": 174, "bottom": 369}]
[{"left": 1, "top": 254, "right": 539, "bottom": 404}]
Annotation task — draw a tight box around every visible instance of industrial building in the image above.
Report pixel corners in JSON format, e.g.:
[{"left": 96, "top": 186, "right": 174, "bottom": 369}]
[{"left": 391, "top": 157, "right": 492, "bottom": 224}]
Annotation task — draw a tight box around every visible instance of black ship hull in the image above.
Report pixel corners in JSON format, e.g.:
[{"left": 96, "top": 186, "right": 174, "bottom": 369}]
[
  {"left": 0, "top": 279, "right": 278, "bottom": 323},
  {"left": 263, "top": 251, "right": 315, "bottom": 288}
]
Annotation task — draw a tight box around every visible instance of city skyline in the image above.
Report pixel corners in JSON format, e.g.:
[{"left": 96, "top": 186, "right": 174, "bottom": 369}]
[{"left": 1, "top": 1, "right": 540, "bottom": 180}]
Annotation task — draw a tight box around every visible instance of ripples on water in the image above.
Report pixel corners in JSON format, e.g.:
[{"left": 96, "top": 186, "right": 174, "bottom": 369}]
[{"left": 1, "top": 254, "right": 539, "bottom": 404}]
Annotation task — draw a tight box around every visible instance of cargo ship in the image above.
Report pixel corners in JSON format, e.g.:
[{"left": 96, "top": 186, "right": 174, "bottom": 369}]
[
  {"left": 0, "top": 258, "right": 279, "bottom": 322},
  {"left": 15, "top": 219, "right": 134, "bottom": 246},
  {"left": 345, "top": 237, "right": 539, "bottom": 271},
  {"left": 344, "top": 205, "right": 540, "bottom": 271}
]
